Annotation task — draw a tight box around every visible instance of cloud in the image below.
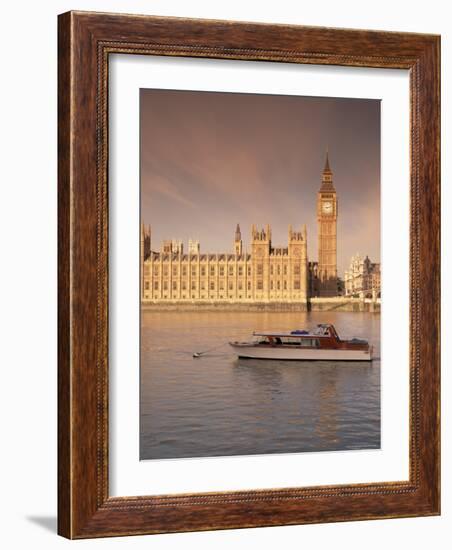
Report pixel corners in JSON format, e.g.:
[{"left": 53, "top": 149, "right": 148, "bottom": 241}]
[
  {"left": 142, "top": 173, "right": 197, "bottom": 209},
  {"left": 140, "top": 89, "right": 381, "bottom": 276}
]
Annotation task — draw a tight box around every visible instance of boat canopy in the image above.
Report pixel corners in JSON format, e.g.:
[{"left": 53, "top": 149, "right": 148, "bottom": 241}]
[{"left": 253, "top": 324, "right": 336, "bottom": 339}]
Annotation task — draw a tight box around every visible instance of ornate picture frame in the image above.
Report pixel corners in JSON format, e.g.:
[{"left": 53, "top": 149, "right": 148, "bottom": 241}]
[{"left": 58, "top": 11, "right": 440, "bottom": 538}]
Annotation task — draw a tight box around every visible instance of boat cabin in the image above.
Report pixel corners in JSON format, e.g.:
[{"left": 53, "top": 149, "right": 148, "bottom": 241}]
[{"left": 252, "top": 324, "right": 369, "bottom": 351}]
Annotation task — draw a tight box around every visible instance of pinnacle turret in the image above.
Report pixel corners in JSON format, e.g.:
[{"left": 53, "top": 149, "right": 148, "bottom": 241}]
[{"left": 235, "top": 223, "right": 241, "bottom": 242}]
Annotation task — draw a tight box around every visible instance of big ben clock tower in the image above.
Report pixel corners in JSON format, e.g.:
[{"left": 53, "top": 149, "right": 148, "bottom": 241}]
[{"left": 317, "top": 151, "right": 338, "bottom": 296}]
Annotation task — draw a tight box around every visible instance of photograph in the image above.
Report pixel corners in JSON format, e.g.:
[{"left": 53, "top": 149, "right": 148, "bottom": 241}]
[
  {"left": 0, "top": 0, "right": 443, "bottom": 544},
  {"left": 140, "top": 89, "right": 382, "bottom": 460}
]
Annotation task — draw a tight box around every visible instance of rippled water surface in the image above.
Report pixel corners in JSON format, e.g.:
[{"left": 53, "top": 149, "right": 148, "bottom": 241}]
[{"left": 140, "top": 311, "right": 380, "bottom": 460}]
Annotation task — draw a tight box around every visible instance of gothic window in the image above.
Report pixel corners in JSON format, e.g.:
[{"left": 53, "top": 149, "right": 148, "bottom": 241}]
[
  {"left": 277, "top": 281, "right": 280, "bottom": 290},
  {"left": 247, "top": 281, "right": 251, "bottom": 290},
  {"left": 294, "top": 280, "right": 300, "bottom": 290},
  {"left": 191, "top": 281, "right": 196, "bottom": 290},
  {"left": 154, "top": 281, "right": 158, "bottom": 290},
  {"left": 172, "top": 266, "right": 177, "bottom": 276},
  {"left": 229, "top": 266, "right": 234, "bottom": 276},
  {"left": 238, "top": 266, "right": 243, "bottom": 276},
  {"left": 284, "top": 266, "right": 288, "bottom": 275},
  {"left": 182, "top": 282, "right": 187, "bottom": 290},
  {"left": 270, "top": 281, "right": 273, "bottom": 290},
  {"left": 210, "top": 281, "right": 215, "bottom": 290},
  {"left": 257, "top": 281, "right": 263, "bottom": 290},
  {"left": 201, "top": 267, "right": 206, "bottom": 276},
  {"left": 257, "top": 264, "right": 263, "bottom": 275},
  {"left": 220, "top": 267, "right": 225, "bottom": 276},
  {"left": 284, "top": 281, "right": 287, "bottom": 290},
  {"left": 210, "top": 266, "right": 215, "bottom": 276},
  {"left": 219, "top": 282, "right": 224, "bottom": 290},
  {"left": 172, "top": 281, "right": 177, "bottom": 290},
  {"left": 238, "top": 282, "right": 243, "bottom": 290},
  {"left": 191, "top": 266, "right": 197, "bottom": 276},
  {"left": 294, "top": 265, "right": 300, "bottom": 275},
  {"left": 144, "top": 281, "right": 150, "bottom": 290},
  {"left": 277, "top": 266, "right": 281, "bottom": 276},
  {"left": 247, "top": 267, "right": 251, "bottom": 276},
  {"left": 229, "top": 282, "right": 233, "bottom": 290},
  {"left": 270, "top": 266, "right": 274, "bottom": 275},
  {"left": 163, "top": 281, "right": 168, "bottom": 290},
  {"left": 163, "top": 267, "right": 169, "bottom": 276},
  {"left": 153, "top": 267, "right": 159, "bottom": 276}
]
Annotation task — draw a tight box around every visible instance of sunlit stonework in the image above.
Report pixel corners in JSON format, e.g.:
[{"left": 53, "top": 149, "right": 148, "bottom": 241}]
[{"left": 141, "top": 154, "right": 337, "bottom": 306}]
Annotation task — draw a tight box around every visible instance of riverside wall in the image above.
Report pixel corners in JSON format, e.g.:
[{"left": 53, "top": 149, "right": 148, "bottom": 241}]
[{"left": 141, "top": 298, "right": 380, "bottom": 313}]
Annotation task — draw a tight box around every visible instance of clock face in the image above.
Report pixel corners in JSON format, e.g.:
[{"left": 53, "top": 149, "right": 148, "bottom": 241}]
[{"left": 322, "top": 201, "right": 333, "bottom": 214}]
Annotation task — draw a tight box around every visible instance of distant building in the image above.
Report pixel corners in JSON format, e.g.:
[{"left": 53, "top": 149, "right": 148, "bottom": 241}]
[
  {"left": 141, "top": 152, "right": 344, "bottom": 305},
  {"left": 344, "top": 254, "right": 381, "bottom": 298}
]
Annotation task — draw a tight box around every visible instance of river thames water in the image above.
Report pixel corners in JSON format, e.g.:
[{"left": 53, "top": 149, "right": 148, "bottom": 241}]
[{"left": 140, "top": 310, "right": 380, "bottom": 460}]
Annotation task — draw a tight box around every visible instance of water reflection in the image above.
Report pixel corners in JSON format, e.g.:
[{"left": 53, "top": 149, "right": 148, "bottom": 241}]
[{"left": 140, "top": 310, "right": 380, "bottom": 460}]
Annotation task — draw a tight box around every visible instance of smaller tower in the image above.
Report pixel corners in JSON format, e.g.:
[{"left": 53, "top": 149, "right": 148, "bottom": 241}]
[
  {"left": 188, "top": 239, "right": 200, "bottom": 254},
  {"left": 140, "top": 223, "right": 151, "bottom": 300},
  {"left": 234, "top": 223, "right": 243, "bottom": 256},
  {"left": 171, "top": 239, "right": 184, "bottom": 255},
  {"left": 288, "top": 224, "right": 308, "bottom": 301},
  {"left": 141, "top": 223, "right": 151, "bottom": 261},
  {"left": 251, "top": 224, "right": 272, "bottom": 299}
]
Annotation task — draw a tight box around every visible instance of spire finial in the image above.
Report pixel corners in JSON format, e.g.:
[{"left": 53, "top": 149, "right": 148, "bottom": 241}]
[{"left": 324, "top": 147, "right": 331, "bottom": 173}]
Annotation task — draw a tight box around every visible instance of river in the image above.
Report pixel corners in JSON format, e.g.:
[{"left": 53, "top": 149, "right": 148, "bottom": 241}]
[{"left": 140, "top": 310, "right": 380, "bottom": 460}]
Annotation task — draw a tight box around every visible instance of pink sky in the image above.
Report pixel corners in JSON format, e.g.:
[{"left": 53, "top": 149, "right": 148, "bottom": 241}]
[{"left": 141, "top": 89, "right": 380, "bottom": 276}]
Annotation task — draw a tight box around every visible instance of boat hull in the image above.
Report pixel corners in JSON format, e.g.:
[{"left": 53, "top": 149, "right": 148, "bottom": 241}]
[{"left": 229, "top": 343, "right": 372, "bottom": 362}]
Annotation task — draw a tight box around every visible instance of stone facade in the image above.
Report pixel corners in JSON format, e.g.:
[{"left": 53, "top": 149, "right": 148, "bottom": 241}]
[
  {"left": 141, "top": 153, "right": 341, "bottom": 306},
  {"left": 188, "top": 239, "right": 200, "bottom": 254},
  {"left": 141, "top": 223, "right": 308, "bottom": 305},
  {"left": 344, "top": 254, "right": 381, "bottom": 298}
]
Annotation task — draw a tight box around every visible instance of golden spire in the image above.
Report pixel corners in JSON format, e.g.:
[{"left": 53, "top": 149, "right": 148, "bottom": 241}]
[{"left": 323, "top": 148, "right": 331, "bottom": 173}]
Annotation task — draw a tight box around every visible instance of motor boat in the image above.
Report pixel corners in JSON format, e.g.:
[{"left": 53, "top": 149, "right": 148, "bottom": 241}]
[{"left": 229, "top": 324, "right": 373, "bottom": 362}]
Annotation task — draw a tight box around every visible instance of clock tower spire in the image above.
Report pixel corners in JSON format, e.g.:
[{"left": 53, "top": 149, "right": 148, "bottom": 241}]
[{"left": 317, "top": 150, "right": 338, "bottom": 296}]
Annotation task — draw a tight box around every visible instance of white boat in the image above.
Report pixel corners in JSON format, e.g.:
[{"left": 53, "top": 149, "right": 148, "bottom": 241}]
[{"left": 229, "top": 324, "right": 373, "bottom": 362}]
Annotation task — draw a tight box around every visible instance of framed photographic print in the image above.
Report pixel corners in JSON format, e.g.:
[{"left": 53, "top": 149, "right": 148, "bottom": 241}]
[{"left": 58, "top": 11, "right": 440, "bottom": 538}]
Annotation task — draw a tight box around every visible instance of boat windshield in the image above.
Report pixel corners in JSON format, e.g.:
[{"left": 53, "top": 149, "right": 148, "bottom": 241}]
[
  {"left": 313, "top": 325, "right": 330, "bottom": 336},
  {"left": 255, "top": 336, "right": 320, "bottom": 347}
]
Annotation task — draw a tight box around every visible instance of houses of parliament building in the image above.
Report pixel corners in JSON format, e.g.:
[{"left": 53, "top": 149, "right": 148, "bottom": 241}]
[{"left": 141, "top": 153, "right": 338, "bottom": 306}]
